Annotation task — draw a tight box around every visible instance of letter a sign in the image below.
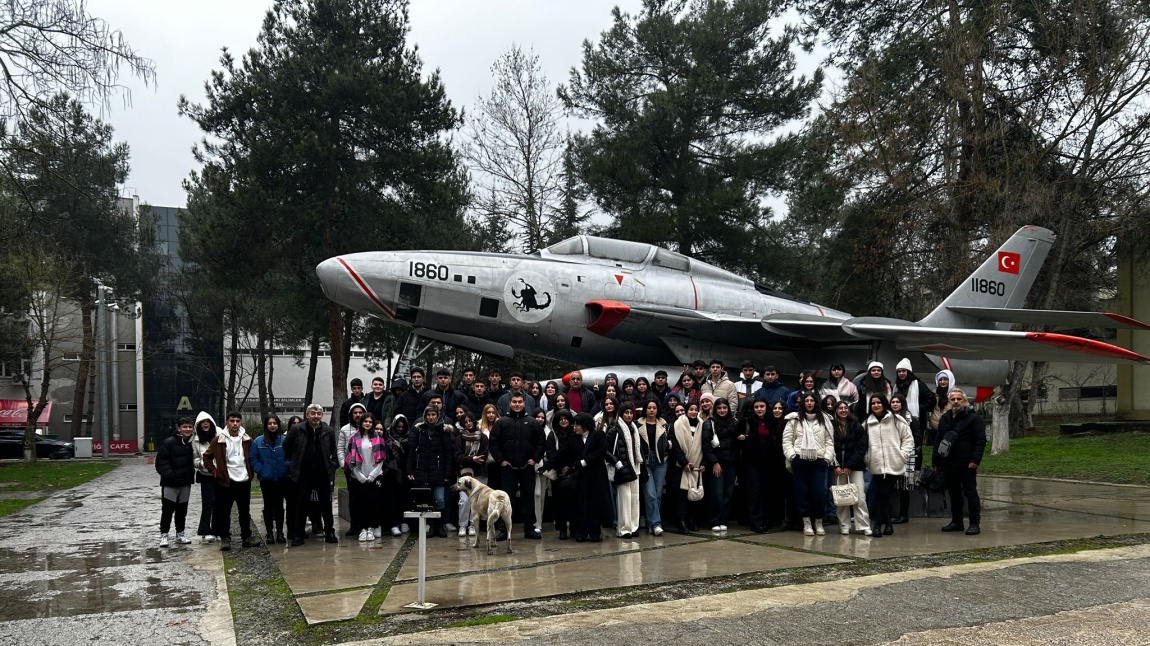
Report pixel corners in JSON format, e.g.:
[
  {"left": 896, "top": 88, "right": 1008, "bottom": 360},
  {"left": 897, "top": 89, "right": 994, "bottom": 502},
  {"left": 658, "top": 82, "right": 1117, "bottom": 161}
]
[
  {"left": 176, "top": 396, "right": 193, "bottom": 411},
  {"left": 998, "top": 251, "right": 1021, "bottom": 275}
]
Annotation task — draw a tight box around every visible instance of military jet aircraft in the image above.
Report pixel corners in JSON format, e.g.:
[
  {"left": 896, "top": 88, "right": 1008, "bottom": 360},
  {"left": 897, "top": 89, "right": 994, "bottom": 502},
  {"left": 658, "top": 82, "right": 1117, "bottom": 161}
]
[{"left": 316, "top": 225, "right": 1149, "bottom": 402}]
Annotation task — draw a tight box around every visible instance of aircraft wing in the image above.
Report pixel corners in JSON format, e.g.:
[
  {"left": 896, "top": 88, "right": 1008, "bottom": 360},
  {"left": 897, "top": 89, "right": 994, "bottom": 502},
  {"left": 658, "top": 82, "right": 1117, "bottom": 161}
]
[
  {"left": 946, "top": 307, "right": 1150, "bottom": 330},
  {"left": 585, "top": 300, "right": 768, "bottom": 347},
  {"left": 840, "top": 317, "right": 1150, "bottom": 364}
]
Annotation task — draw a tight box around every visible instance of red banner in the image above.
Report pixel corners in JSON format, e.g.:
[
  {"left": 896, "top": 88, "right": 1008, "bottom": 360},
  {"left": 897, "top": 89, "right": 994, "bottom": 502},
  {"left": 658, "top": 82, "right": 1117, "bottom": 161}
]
[
  {"left": 0, "top": 400, "right": 52, "bottom": 426},
  {"left": 91, "top": 440, "right": 139, "bottom": 453}
]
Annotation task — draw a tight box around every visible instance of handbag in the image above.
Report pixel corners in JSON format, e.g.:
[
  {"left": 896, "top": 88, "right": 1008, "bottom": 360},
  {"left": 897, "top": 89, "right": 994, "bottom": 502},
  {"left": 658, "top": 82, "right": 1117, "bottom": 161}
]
[
  {"left": 686, "top": 470, "right": 704, "bottom": 502},
  {"left": 920, "top": 468, "right": 947, "bottom": 492},
  {"left": 937, "top": 430, "right": 958, "bottom": 458},
  {"left": 557, "top": 471, "right": 579, "bottom": 491},
  {"left": 613, "top": 464, "right": 638, "bottom": 485},
  {"left": 831, "top": 483, "right": 859, "bottom": 507}
]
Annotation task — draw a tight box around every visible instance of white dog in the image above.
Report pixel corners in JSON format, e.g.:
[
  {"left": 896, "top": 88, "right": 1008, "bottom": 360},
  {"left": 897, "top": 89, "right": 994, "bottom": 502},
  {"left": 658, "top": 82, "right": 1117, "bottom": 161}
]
[{"left": 451, "top": 475, "right": 513, "bottom": 555}]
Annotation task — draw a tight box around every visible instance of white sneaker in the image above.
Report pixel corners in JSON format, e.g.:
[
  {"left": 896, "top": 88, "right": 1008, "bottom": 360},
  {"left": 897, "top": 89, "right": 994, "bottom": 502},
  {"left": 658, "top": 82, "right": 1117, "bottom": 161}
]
[
  {"left": 653, "top": 525, "right": 664, "bottom": 536},
  {"left": 458, "top": 526, "right": 468, "bottom": 537},
  {"left": 840, "top": 528, "right": 850, "bottom": 536},
  {"left": 372, "top": 526, "right": 382, "bottom": 539},
  {"left": 400, "top": 523, "right": 410, "bottom": 533},
  {"left": 711, "top": 525, "right": 723, "bottom": 532},
  {"left": 390, "top": 526, "right": 401, "bottom": 536},
  {"left": 175, "top": 533, "right": 192, "bottom": 544},
  {"left": 205, "top": 534, "right": 217, "bottom": 543},
  {"left": 358, "top": 529, "right": 370, "bottom": 542},
  {"left": 444, "top": 523, "right": 458, "bottom": 532},
  {"left": 814, "top": 519, "right": 826, "bottom": 536},
  {"left": 719, "top": 525, "right": 728, "bottom": 531},
  {"left": 468, "top": 526, "right": 476, "bottom": 536},
  {"left": 159, "top": 533, "right": 169, "bottom": 547}
]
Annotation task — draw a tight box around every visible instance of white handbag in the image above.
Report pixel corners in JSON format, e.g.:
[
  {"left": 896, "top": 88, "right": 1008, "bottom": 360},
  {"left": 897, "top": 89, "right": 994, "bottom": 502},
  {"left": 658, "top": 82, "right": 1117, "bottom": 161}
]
[
  {"left": 687, "top": 470, "right": 704, "bottom": 502},
  {"left": 831, "top": 483, "right": 859, "bottom": 507}
]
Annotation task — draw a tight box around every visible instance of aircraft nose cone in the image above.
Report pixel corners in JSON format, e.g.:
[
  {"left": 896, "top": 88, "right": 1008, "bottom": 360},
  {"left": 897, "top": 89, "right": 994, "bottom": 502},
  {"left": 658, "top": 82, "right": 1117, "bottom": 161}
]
[{"left": 316, "top": 257, "right": 343, "bottom": 302}]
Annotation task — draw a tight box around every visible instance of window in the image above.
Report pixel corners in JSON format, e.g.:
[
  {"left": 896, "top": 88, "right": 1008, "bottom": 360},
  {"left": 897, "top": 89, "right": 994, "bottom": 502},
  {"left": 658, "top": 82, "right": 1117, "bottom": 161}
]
[
  {"left": 651, "top": 248, "right": 690, "bottom": 272},
  {"left": 0, "top": 360, "right": 28, "bottom": 378},
  {"left": 479, "top": 298, "right": 499, "bottom": 318},
  {"left": 117, "top": 343, "right": 136, "bottom": 351},
  {"left": 118, "top": 404, "right": 138, "bottom": 411},
  {"left": 544, "top": 237, "right": 584, "bottom": 255},
  {"left": 585, "top": 237, "right": 652, "bottom": 264},
  {"left": 398, "top": 282, "right": 422, "bottom": 307},
  {"left": 63, "top": 414, "right": 91, "bottom": 423},
  {"left": 1058, "top": 386, "right": 1117, "bottom": 401},
  {"left": 63, "top": 352, "right": 82, "bottom": 361}
]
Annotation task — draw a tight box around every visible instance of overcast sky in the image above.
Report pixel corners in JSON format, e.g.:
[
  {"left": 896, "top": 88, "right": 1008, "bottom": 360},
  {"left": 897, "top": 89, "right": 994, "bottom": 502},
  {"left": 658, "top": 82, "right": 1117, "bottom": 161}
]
[{"left": 84, "top": 0, "right": 652, "bottom": 208}]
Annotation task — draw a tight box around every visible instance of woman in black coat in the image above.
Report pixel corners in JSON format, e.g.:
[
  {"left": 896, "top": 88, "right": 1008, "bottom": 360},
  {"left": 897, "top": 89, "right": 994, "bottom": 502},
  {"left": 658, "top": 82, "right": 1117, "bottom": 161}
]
[
  {"left": 736, "top": 398, "right": 785, "bottom": 532},
  {"left": 406, "top": 406, "right": 455, "bottom": 538},
  {"left": 832, "top": 400, "right": 872, "bottom": 536},
  {"left": 571, "top": 412, "right": 612, "bottom": 542},
  {"left": 541, "top": 409, "right": 581, "bottom": 540},
  {"left": 702, "top": 399, "right": 738, "bottom": 531},
  {"left": 156, "top": 417, "right": 197, "bottom": 547}
]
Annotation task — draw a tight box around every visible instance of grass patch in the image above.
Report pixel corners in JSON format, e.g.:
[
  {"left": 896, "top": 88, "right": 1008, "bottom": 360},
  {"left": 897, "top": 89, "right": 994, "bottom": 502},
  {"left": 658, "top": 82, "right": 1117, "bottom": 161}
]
[
  {"left": 981, "top": 431, "right": 1150, "bottom": 485},
  {"left": 441, "top": 613, "right": 515, "bottom": 628},
  {"left": 0, "top": 497, "right": 46, "bottom": 518},
  {"left": 0, "top": 460, "right": 118, "bottom": 491}
]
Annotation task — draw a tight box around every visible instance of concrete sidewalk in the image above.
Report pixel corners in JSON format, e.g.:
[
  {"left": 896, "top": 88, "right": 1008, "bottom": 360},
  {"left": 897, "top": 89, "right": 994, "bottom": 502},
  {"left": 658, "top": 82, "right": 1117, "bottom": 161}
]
[{"left": 0, "top": 459, "right": 234, "bottom": 646}]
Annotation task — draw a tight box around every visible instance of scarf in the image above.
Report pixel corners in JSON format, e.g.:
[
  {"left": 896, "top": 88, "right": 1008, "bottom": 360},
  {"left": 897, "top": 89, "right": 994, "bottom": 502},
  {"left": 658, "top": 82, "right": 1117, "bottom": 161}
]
[
  {"left": 618, "top": 420, "right": 641, "bottom": 468},
  {"left": 797, "top": 412, "right": 822, "bottom": 461},
  {"left": 459, "top": 427, "right": 481, "bottom": 457}
]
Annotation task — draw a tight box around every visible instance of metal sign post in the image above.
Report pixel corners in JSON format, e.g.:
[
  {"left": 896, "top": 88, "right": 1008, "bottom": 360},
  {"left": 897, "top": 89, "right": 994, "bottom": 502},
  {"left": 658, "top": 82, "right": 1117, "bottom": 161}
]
[{"left": 402, "top": 510, "right": 441, "bottom": 610}]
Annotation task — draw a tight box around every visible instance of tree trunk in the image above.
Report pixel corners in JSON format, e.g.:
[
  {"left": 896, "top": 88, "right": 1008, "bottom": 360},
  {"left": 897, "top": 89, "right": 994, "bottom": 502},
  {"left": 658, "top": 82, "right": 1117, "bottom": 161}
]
[
  {"left": 256, "top": 330, "right": 268, "bottom": 421},
  {"left": 304, "top": 330, "right": 319, "bottom": 405},
  {"left": 70, "top": 290, "right": 93, "bottom": 438},
  {"left": 23, "top": 393, "right": 37, "bottom": 464},
  {"left": 991, "top": 361, "right": 1028, "bottom": 454},
  {"left": 267, "top": 332, "right": 277, "bottom": 415},
  {"left": 226, "top": 315, "right": 239, "bottom": 413},
  {"left": 328, "top": 302, "right": 347, "bottom": 427}
]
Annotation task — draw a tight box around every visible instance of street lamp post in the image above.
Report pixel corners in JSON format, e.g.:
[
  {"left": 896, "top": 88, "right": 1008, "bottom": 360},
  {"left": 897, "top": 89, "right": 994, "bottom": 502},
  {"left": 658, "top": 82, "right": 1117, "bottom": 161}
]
[{"left": 95, "top": 285, "right": 108, "bottom": 458}]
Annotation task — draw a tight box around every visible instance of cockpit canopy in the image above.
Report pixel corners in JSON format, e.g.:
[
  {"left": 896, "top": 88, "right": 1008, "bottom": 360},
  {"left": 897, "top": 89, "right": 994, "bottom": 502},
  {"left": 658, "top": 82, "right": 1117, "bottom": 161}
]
[{"left": 540, "top": 235, "right": 750, "bottom": 285}]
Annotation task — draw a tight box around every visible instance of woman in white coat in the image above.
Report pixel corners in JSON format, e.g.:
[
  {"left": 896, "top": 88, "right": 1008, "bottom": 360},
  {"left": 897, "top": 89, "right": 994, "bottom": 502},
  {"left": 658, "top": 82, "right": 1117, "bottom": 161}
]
[
  {"left": 782, "top": 393, "right": 836, "bottom": 536},
  {"left": 864, "top": 394, "right": 915, "bottom": 536}
]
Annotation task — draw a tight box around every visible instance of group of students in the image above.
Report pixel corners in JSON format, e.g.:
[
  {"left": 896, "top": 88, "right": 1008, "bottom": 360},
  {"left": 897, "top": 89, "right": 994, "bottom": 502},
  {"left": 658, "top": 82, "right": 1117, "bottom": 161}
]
[{"left": 154, "top": 357, "right": 989, "bottom": 549}]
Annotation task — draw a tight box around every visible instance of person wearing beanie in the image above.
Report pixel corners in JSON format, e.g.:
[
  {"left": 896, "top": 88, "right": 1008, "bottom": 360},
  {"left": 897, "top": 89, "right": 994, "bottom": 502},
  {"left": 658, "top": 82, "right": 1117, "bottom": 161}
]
[
  {"left": 699, "top": 391, "right": 717, "bottom": 423},
  {"left": 856, "top": 361, "right": 892, "bottom": 418}
]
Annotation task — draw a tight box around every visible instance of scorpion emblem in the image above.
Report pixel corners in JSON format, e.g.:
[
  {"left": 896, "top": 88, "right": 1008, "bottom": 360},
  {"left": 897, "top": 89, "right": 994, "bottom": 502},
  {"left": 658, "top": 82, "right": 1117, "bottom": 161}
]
[{"left": 511, "top": 278, "right": 552, "bottom": 312}]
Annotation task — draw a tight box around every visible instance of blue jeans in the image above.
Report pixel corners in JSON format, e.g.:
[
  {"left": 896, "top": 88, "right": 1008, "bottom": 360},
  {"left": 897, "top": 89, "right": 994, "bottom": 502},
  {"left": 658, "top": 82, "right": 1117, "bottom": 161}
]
[
  {"left": 430, "top": 485, "right": 445, "bottom": 511},
  {"left": 791, "top": 458, "right": 829, "bottom": 520},
  {"left": 643, "top": 460, "right": 668, "bottom": 529}
]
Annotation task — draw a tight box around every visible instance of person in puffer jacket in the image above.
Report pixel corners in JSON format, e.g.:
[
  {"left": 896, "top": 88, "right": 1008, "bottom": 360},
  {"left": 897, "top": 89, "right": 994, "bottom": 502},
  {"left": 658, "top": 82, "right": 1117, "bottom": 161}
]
[
  {"left": 783, "top": 392, "right": 836, "bottom": 536},
  {"left": 406, "top": 406, "right": 455, "bottom": 538},
  {"left": 191, "top": 411, "right": 222, "bottom": 543},
  {"left": 864, "top": 394, "right": 914, "bottom": 537},
  {"left": 831, "top": 400, "right": 871, "bottom": 536},
  {"left": 156, "top": 417, "right": 197, "bottom": 547},
  {"left": 250, "top": 414, "right": 289, "bottom": 544}
]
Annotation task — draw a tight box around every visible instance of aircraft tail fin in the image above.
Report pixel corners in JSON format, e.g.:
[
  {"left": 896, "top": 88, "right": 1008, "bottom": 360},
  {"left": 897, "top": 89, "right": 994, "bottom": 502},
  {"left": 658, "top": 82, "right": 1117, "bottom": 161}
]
[{"left": 917, "top": 225, "right": 1056, "bottom": 330}]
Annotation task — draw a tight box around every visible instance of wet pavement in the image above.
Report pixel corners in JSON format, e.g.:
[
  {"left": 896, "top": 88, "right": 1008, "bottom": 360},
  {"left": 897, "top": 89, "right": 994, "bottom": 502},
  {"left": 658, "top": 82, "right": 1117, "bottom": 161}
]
[
  {"left": 3, "top": 464, "right": 1150, "bottom": 644},
  {"left": 0, "top": 459, "right": 230, "bottom": 645}
]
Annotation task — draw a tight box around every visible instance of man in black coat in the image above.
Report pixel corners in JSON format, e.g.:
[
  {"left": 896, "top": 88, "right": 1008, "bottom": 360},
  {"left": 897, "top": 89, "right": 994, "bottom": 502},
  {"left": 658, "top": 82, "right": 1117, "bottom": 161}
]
[
  {"left": 420, "top": 368, "right": 465, "bottom": 417},
  {"left": 489, "top": 393, "right": 546, "bottom": 540},
  {"left": 399, "top": 368, "right": 430, "bottom": 421},
  {"left": 932, "top": 389, "right": 987, "bottom": 536},
  {"left": 156, "top": 417, "right": 197, "bottom": 547},
  {"left": 338, "top": 378, "right": 367, "bottom": 428},
  {"left": 284, "top": 404, "right": 339, "bottom": 546}
]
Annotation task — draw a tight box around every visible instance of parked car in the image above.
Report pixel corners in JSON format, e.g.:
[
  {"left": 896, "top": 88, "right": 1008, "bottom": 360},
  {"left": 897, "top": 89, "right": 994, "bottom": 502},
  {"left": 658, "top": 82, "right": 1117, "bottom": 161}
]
[{"left": 0, "top": 430, "right": 74, "bottom": 459}]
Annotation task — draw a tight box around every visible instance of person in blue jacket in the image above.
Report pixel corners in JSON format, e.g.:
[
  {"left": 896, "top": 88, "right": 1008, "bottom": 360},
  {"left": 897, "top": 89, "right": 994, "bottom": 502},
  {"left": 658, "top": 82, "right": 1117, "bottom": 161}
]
[{"left": 250, "top": 414, "right": 289, "bottom": 544}]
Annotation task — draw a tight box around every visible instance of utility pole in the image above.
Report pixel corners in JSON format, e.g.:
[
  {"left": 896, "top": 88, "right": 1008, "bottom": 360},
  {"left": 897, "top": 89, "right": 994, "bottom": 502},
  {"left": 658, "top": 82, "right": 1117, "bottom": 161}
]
[
  {"left": 95, "top": 285, "right": 108, "bottom": 457},
  {"left": 109, "top": 303, "right": 120, "bottom": 442}
]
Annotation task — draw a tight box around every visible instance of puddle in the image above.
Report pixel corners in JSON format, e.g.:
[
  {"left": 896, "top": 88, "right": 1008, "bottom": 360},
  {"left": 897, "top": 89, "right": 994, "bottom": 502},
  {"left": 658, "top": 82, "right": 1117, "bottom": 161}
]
[
  {"left": 0, "top": 542, "right": 161, "bottom": 574},
  {"left": 0, "top": 542, "right": 200, "bottom": 620}
]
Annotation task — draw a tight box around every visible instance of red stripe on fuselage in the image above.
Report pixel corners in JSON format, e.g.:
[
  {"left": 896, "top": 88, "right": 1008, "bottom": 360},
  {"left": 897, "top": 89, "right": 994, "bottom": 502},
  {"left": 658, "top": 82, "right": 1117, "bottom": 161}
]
[
  {"left": 338, "top": 258, "right": 396, "bottom": 319},
  {"left": 690, "top": 276, "right": 698, "bottom": 310}
]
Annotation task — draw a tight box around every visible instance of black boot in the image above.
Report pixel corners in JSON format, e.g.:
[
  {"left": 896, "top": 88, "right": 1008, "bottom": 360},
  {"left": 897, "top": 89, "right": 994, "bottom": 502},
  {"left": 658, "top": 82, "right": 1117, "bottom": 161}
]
[
  {"left": 265, "top": 525, "right": 276, "bottom": 544},
  {"left": 435, "top": 521, "right": 448, "bottom": 538}
]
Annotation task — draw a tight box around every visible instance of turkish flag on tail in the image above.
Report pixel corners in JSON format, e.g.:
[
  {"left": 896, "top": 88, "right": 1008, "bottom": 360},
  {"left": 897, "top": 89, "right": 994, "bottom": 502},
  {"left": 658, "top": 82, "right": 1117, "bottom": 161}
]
[{"left": 998, "top": 251, "right": 1021, "bottom": 274}]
